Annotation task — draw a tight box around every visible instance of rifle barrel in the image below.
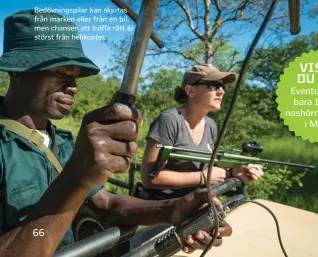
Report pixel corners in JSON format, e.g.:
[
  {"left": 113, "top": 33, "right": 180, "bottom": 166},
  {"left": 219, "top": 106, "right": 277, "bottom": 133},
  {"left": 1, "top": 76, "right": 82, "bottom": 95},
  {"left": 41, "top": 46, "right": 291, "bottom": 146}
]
[
  {"left": 54, "top": 226, "right": 151, "bottom": 257},
  {"left": 257, "top": 157, "right": 315, "bottom": 169},
  {"left": 160, "top": 146, "right": 315, "bottom": 170}
]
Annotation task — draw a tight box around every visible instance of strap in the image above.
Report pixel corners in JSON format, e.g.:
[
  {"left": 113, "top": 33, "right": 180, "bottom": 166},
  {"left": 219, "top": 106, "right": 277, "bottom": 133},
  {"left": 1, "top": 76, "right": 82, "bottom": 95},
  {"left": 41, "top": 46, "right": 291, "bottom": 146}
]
[
  {"left": 0, "top": 118, "right": 62, "bottom": 173},
  {"left": 46, "top": 122, "right": 60, "bottom": 180}
]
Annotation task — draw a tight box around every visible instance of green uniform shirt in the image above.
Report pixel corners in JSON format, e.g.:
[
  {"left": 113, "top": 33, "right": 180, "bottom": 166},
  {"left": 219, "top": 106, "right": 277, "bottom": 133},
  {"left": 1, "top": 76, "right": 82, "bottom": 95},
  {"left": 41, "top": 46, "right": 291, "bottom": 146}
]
[{"left": 0, "top": 123, "right": 103, "bottom": 247}]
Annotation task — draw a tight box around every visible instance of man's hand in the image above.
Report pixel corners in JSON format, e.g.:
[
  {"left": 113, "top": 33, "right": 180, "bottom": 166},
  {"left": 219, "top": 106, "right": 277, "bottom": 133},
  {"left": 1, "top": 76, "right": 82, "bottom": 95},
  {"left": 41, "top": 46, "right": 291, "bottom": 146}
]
[
  {"left": 232, "top": 166, "right": 264, "bottom": 184},
  {"left": 170, "top": 189, "right": 232, "bottom": 254},
  {"left": 182, "top": 225, "right": 231, "bottom": 254},
  {"left": 66, "top": 103, "right": 142, "bottom": 189},
  {"left": 204, "top": 167, "right": 226, "bottom": 185}
]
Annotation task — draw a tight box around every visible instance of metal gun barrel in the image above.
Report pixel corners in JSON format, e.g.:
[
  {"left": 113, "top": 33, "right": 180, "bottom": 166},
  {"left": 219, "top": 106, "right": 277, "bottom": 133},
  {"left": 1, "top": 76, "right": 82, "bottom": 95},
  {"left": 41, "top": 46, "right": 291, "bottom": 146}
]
[
  {"left": 121, "top": 234, "right": 159, "bottom": 257},
  {"left": 159, "top": 146, "right": 315, "bottom": 170},
  {"left": 256, "top": 157, "right": 315, "bottom": 169},
  {"left": 53, "top": 226, "right": 151, "bottom": 257}
]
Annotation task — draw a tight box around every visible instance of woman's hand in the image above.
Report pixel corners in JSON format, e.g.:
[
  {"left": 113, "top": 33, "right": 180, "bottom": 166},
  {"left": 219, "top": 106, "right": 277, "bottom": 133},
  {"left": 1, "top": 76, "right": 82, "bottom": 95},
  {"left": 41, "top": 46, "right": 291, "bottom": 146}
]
[{"left": 232, "top": 166, "right": 264, "bottom": 183}]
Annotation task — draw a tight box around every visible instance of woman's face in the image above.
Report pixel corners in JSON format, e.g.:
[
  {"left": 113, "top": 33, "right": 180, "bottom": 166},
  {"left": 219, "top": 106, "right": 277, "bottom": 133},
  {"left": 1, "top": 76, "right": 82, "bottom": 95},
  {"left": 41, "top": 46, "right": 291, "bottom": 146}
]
[{"left": 186, "top": 80, "right": 225, "bottom": 112}]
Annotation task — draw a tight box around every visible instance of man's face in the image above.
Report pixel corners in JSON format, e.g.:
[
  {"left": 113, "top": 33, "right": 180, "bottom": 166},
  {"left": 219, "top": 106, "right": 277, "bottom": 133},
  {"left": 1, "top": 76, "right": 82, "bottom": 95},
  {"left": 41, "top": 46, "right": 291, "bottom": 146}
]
[{"left": 16, "top": 65, "right": 80, "bottom": 119}]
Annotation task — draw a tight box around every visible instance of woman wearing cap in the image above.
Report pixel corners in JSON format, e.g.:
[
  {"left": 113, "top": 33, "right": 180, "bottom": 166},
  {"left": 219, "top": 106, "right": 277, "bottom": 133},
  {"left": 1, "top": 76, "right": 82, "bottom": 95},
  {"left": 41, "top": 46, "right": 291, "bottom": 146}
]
[{"left": 141, "top": 64, "right": 263, "bottom": 198}]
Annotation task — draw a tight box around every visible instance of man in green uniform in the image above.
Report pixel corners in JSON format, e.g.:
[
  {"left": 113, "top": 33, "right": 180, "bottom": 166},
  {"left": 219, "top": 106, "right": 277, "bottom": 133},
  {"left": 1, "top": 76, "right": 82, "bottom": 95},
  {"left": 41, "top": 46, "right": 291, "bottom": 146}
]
[{"left": 0, "top": 10, "right": 232, "bottom": 256}]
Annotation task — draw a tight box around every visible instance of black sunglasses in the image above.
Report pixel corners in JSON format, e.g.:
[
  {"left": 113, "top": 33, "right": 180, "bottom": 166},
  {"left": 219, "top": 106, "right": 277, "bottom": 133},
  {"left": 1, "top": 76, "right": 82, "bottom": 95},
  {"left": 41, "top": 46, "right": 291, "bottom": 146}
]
[{"left": 194, "top": 81, "right": 225, "bottom": 91}]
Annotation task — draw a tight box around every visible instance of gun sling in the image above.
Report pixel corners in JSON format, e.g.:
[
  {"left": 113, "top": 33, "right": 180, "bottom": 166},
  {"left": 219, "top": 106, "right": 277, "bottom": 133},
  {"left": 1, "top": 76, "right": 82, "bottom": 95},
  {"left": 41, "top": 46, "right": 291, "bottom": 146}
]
[{"left": 0, "top": 117, "right": 63, "bottom": 173}]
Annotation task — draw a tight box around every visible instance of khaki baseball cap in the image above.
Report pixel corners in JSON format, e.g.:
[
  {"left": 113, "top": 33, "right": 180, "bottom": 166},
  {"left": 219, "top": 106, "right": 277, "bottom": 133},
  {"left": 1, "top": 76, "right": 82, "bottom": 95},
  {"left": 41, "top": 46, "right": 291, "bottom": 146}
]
[{"left": 181, "top": 64, "right": 236, "bottom": 87}]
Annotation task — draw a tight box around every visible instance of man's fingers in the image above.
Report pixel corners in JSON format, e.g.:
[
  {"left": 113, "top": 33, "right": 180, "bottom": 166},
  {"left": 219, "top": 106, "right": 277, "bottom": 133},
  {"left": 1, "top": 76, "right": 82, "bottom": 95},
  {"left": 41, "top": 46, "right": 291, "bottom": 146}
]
[
  {"left": 193, "top": 231, "right": 223, "bottom": 248},
  {"left": 185, "top": 235, "right": 206, "bottom": 250},
  {"left": 182, "top": 246, "right": 195, "bottom": 254},
  {"left": 212, "top": 237, "right": 223, "bottom": 247},
  {"left": 103, "top": 120, "right": 139, "bottom": 141},
  {"left": 219, "top": 222, "right": 233, "bottom": 237},
  {"left": 87, "top": 120, "right": 138, "bottom": 142},
  {"left": 90, "top": 103, "right": 142, "bottom": 126},
  {"left": 194, "top": 231, "right": 212, "bottom": 245},
  {"left": 212, "top": 195, "right": 222, "bottom": 206},
  {"left": 98, "top": 154, "right": 131, "bottom": 174},
  {"left": 100, "top": 140, "right": 137, "bottom": 158}
]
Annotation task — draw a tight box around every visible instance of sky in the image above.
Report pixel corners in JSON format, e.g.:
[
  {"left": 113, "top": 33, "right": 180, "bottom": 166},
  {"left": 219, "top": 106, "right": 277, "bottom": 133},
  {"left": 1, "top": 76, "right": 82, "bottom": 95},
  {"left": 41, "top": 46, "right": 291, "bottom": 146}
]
[
  {"left": 0, "top": 0, "right": 131, "bottom": 72},
  {"left": 0, "top": 0, "right": 316, "bottom": 76}
]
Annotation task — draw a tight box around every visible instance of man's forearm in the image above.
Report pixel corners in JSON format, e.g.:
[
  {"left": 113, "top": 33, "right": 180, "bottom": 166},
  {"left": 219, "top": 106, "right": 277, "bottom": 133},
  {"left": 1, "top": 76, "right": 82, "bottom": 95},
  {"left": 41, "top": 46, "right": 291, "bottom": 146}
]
[
  {"left": 0, "top": 169, "right": 92, "bottom": 257},
  {"left": 91, "top": 190, "right": 176, "bottom": 226}
]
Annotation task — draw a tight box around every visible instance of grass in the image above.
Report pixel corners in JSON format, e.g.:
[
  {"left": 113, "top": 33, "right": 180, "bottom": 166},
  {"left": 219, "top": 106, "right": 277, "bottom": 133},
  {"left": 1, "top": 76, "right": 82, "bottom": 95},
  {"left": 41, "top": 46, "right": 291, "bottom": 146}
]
[{"left": 257, "top": 136, "right": 318, "bottom": 212}]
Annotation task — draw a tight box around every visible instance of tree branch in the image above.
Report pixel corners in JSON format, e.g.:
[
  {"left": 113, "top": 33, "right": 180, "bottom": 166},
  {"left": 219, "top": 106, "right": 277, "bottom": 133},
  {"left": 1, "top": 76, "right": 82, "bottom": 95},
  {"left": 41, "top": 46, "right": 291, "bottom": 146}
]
[
  {"left": 212, "top": 0, "right": 222, "bottom": 25},
  {"left": 203, "top": 0, "right": 213, "bottom": 63},
  {"left": 195, "top": 0, "right": 200, "bottom": 29},
  {"left": 159, "top": 0, "right": 174, "bottom": 7},
  {"left": 211, "top": 0, "right": 251, "bottom": 39},
  {"left": 227, "top": 50, "right": 238, "bottom": 71},
  {"left": 146, "top": 49, "right": 201, "bottom": 64},
  {"left": 174, "top": 0, "right": 204, "bottom": 40}
]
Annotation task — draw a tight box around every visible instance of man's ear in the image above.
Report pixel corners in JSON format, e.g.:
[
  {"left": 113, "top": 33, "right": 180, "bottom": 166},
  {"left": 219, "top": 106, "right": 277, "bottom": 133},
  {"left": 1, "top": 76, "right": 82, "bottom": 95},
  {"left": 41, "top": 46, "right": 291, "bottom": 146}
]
[{"left": 184, "top": 84, "right": 195, "bottom": 98}]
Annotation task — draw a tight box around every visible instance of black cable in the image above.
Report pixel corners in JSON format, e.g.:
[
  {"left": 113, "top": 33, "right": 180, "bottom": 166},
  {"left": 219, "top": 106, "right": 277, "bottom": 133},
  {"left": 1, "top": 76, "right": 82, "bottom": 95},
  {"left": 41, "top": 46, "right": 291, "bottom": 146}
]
[
  {"left": 240, "top": 200, "right": 289, "bottom": 257},
  {"left": 200, "top": 1, "right": 278, "bottom": 256}
]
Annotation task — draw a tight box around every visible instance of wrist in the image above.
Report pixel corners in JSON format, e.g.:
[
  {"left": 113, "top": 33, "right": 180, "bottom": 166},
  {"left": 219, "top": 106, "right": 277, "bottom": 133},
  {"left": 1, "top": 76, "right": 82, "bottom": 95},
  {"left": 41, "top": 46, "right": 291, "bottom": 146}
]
[
  {"left": 63, "top": 159, "right": 94, "bottom": 191},
  {"left": 199, "top": 171, "right": 206, "bottom": 186}
]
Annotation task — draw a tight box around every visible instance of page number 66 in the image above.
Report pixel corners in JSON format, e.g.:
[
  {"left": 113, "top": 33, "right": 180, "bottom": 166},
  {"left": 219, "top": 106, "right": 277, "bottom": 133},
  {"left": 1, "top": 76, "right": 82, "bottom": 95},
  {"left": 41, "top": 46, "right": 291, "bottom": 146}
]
[{"left": 33, "top": 229, "right": 45, "bottom": 236}]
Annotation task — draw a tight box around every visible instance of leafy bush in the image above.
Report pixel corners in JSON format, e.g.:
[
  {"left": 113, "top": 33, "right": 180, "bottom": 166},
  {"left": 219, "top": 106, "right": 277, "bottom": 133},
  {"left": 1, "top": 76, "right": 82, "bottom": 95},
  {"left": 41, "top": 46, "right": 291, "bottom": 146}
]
[{"left": 246, "top": 165, "right": 305, "bottom": 200}]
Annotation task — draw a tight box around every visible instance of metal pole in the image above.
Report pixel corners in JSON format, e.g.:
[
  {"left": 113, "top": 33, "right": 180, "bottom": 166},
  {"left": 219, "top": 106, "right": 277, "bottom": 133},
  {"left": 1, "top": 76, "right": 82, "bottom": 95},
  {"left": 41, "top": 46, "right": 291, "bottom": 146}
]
[
  {"left": 111, "top": 0, "right": 164, "bottom": 48},
  {"left": 288, "top": 0, "right": 301, "bottom": 35},
  {"left": 113, "top": 0, "right": 160, "bottom": 104}
]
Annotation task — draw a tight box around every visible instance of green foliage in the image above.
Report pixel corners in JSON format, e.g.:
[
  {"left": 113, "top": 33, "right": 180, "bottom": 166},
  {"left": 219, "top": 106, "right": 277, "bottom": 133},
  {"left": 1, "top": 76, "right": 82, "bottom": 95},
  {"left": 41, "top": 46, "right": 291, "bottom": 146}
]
[
  {"left": 246, "top": 165, "right": 305, "bottom": 200},
  {"left": 251, "top": 32, "right": 318, "bottom": 88},
  {"left": 51, "top": 116, "right": 80, "bottom": 136},
  {"left": 0, "top": 72, "right": 9, "bottom": 95},
  {"left": 70, "top": 75, "right": 120, "bottom": 121},
  {"left": 213, "top": 84, "right": 288, "bottom": 143},
  {"left": 136, "top": 69, "right": 182, "bottom": 124},
  {"left": 251, "top": 136, "right": 318, "bottom": 212}
]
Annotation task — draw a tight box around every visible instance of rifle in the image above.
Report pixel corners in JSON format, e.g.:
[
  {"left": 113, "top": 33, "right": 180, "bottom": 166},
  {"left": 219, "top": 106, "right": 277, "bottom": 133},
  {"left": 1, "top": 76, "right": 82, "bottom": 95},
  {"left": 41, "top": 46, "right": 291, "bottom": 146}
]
[
  {"left": 150, "top": 142, "right": 315, "bottom": 178},
  {"left": 55, "top": 178, "right": 244, "bottom": 257}
]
